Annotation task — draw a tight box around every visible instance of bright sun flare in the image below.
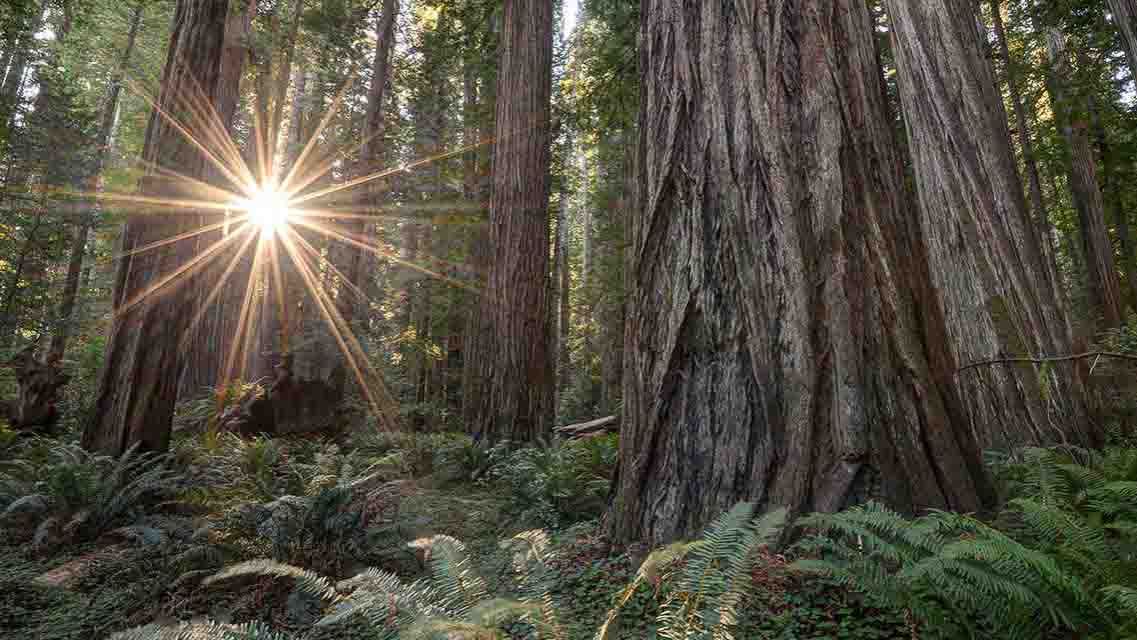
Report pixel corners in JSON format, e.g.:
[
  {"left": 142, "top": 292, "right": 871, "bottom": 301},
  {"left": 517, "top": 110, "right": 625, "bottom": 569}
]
[{"left": 243, "top": 189, "right": 291, "bottom": 233}]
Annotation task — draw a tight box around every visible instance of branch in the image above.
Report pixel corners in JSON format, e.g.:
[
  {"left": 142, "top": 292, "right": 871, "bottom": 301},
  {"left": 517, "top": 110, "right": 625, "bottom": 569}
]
[{"left": 956, "top": 351, "right": 1137, "bottom": 374}]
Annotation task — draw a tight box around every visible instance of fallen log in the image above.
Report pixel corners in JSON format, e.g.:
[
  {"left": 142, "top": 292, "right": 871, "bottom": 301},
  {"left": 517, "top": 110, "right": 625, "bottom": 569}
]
[{"left": 555, "top": 415, "right": 618, "bottom": 439}]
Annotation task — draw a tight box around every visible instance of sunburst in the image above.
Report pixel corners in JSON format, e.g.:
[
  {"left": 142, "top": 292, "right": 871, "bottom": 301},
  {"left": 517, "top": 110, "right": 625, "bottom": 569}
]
[{"left": 75, "top": 71, "right": 494, "bottom": 430}]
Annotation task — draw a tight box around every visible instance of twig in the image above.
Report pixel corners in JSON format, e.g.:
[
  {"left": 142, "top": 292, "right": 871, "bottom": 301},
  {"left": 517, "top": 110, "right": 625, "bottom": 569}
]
[{"left": 957, "top": 351, "right": 1137, "bottom": 373}]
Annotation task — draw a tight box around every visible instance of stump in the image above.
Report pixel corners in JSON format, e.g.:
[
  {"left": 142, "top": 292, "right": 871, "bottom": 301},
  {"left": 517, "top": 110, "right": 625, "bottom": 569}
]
[
  {"left": 3, "top": 346, "right": 70, "bottom": 432},
  {"left": 214, "top": 353, "right": 347, "bottom": 437}
]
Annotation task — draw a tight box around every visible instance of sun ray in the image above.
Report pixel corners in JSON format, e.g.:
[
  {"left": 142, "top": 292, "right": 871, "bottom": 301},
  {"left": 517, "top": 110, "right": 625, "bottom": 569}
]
[
  {"left": 225, "top": 232, "right": 271, "bottom": 385},
  {"left": 115, "top": 216, "right": 248, "bottom": 259},
  {"left": 285, "top": 223, "right": 371, "bottom": 307},
  {"left": 115, "top": 227, "right": 252, "bottom": 317},
  {"left": 287, "top": 137, "right": 492, "bottom": 207},
  {"left": 179, "top": 224, "right": 260, "bottom": 355},
  {"left": 276, "top": 73, "right": 358, "bottom": 196},
  {"left": 128, "top": 78, "right": 258, "bottom": 196},
  {"left": 275, "top": 225, "right": 398, "bottom": 428},
  {"left": 290, "top": 217, "right": 479, "bottom": 290}
]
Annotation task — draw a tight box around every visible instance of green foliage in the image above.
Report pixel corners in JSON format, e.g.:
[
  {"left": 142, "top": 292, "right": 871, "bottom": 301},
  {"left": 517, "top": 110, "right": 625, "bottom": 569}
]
[
  {"left": 596, "top": 503, "right": 787, "bottom": 640},
  {"left": 797, "top": 446, "right": 1137, "bottom": 639},
  {"left": 490, "top": 436, "right": 617, "bottom": 528},
  {"left": 0, "top": 442, "right": 182, "bottom": 546}
]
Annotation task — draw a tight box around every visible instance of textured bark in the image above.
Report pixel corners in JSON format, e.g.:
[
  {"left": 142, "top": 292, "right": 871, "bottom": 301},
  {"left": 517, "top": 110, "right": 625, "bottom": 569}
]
[
  {"left": 460, "top": 51, "right": 492, "bottom": 423},
  {"left": 1111, "top": 0, "right": 1137, "bottom": 80},
  {"left": 3, "top": 346, "right": 69, "bottom": 431},
  {"left": 178, "top": 0, "right": 256, "bottom": 397},
  {"left": 1045, "top": 29, "right": 1124, "bottom": 330},
  {"left": 885, "top": 0, "right": 1095, "bottom": 449},
  {"left": 610, "top": 0, "right": 991, "bottom": 545},
  {"left": 468, "top": 0, "right": 554, "bottom": 442},
  {"left": 990, "top": 0, "right": 1059, "bottom": 290},
  {"left": 83, "top": 0, "right": 230, "bottom": 455}
]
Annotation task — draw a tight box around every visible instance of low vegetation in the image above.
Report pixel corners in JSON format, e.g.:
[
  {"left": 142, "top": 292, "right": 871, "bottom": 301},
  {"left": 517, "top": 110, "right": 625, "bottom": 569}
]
[{"left": 2, "top": 410, "right": 1134, "bottom": 640}]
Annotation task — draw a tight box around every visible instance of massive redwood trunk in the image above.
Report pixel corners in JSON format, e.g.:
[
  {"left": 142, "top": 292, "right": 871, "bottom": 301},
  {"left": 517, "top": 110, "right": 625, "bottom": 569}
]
[
  {"left": 1044, "top": 29, "right": 1124, "bottom": 331},
  {"left": 467, "top": 0, "right": 554, "bottom": 443},
  {"left": 609, "top": 0, "right": 991, "bottom": 545},
  {"left": 83, "top": 0, "right": 231, "bottom": 455},
  {"left": 885, "top": 0, "right": 1095, "bottom": 448}
]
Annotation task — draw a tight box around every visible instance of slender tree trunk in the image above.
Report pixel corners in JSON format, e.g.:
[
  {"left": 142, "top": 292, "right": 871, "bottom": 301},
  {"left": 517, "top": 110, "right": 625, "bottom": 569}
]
[
  {"left": 884, "top": 0, "right": 1095, "bottom": 450},
  {"left": 0, "top": 0, "right": 47, "bottom": 133},
  {"left": 990, "top": 0, "right": 1059, "bottom": 284},
  {"left": 1110, "top": 0, "right": 1137, "bottom": 80},
  {"left": 1044, "top": 29, "right": 1124, "bottom": 330},
  {"left": 468, "top": 0, "right": 554, "bottom": 443},
  {"left": 48, "top": 2, "right": 146, "bottom": 363},
  {"left": 609, "top": 0, "right": 994, "bottom": 545},
  {"left": 326, "top": 0, "right": 398, "bottom": 403},
  {"left": 554, "top": 158, "right": 571, "bottom": 397},
  {"left": 269, "top": 0, "right": 305, "bottom": 152},
  {"left": 1090, "top": 98, "right": 1137, "bottom": 308},
  {"left": 83, "top": 0, "right": 231, "bottom": 455},
  {"left": 460, "top": 51, "right": 491, "bottom": 422}
]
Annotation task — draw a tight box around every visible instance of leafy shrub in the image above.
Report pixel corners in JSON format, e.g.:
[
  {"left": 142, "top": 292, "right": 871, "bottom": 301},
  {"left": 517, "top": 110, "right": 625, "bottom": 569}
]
[{"left": 0, "top": 443, "right": 182, "bottom": 546}]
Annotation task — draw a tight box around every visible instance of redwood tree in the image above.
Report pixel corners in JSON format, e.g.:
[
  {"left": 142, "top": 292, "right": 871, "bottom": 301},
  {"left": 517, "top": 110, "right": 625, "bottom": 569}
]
[
  {"left": 1110, "top": 0, "right": 1137, "bottom": 77},
  {"left": 885, "top": 0, "right": 1096, "bottom": 447},
  {"left": 1045, "top": 28, "right": 1124, "bottom": 329},
  {"left": 609, "top": 0, "right": 991, "bottom": 544},
  {"left": 467, "top": 0, "right": 554, "bottom": 443},
  {"left": 83, "top": 0, "right": 230, "bottom": 455}
]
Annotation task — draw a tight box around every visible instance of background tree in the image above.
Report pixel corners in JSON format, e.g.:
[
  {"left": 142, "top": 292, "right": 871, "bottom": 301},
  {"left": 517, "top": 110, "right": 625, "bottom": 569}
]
[
  {"left": 82, "top": 0, "right": 231, "bottom": 455},
  {"left": 466, "top": 0, "right": 554, "bottom": 443}
]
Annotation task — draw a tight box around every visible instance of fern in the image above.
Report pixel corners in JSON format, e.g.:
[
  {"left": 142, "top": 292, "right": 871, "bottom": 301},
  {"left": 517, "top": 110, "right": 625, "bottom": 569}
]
[
  {"left": 203, "top": 559, "right": 337, "bottom": 601},
  {"left": 596, "top": 503, "right": 787, "bottom": 640},
  {"left": 0, "top": 442, "right": 182, "bottom": 545}
]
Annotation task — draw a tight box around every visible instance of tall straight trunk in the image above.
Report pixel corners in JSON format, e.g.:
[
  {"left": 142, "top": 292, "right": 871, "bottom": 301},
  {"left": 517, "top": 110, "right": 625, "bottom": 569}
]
[
  {"left": 460, "top": 50, "right": 492, "bottom": 422},
  {"left": 1045, "top": 29, "right": 1124, "bottom": 330},
  {"left": 884, "top": 0, "right": 1095, "bottom": 450},
  {"left": 83, "top": 0, "right": 231, "bottom": 455},
  {"left": 468, "top": 0, "right": 554, "bottom": 443},
  {"left": 990, "top": 0, "right": 1058, "bottom": 281},
  {"left": 177, "top": 0, "right": 253, "bottom": 396},
  {"left": 269, "top": 0, "right": 305, "bottom": 153},
  {"left": 1090, "top": 96, "right": 1137, "bottom": 307},
  {"left": 0, "top": 0, "right": 47, "bottom": 133},
  {"left": 609, "top": 0, "right": 992, "bottom": 545},
  {"left": 49, "top": 2, "right": 146, "bottom": 362},
  {"left": 1110, "top": 0, "right": 1137, "bottom": 80},
  {"left": 554, "top": 172, "right": 571, "bottom": 397},
  {"left": 326, "top": 0, "right": 398, "bottom": 401}
]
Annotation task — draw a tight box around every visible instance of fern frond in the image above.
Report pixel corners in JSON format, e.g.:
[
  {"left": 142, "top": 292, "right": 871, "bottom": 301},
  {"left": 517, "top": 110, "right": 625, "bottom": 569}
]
[
  {"left": 204, "top": 559, "right": 336, "bottom": 601},
  {"left": 410, "top": 535, "right": 489, "bottom": 615}
]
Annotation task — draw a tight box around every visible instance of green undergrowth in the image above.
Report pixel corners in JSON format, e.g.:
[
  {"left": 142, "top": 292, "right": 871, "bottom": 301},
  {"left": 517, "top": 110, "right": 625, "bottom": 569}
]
[{"left": 4, "top": 418, "right": 1134, "bottom": 639}]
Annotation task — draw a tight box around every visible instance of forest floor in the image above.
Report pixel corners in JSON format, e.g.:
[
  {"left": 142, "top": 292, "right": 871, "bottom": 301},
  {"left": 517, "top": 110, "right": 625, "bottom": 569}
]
[{"left": 0, "top": 423, "right": 913, "bottom": 640}]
